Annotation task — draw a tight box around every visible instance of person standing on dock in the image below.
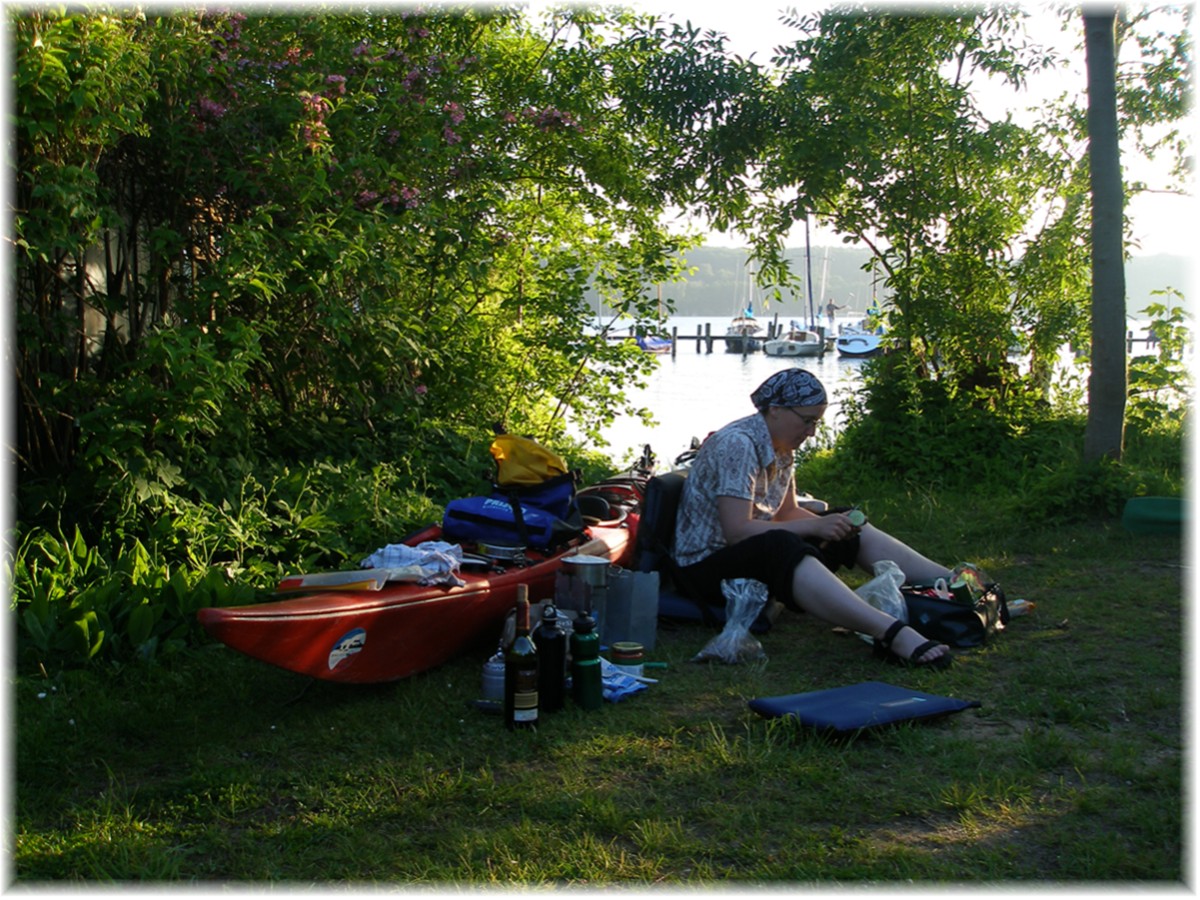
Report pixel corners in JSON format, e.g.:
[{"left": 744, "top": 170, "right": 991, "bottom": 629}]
[
  {"left": 671, "top": 368, "right": 957, "bottom": 668},
  {"left": 824, "top": 299, "right": 845, "bottom": 331}
]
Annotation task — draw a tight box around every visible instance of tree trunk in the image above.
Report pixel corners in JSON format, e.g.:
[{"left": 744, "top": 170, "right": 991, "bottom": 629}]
[{"left": 1082, "top": 9, "right": 1127, "bottom": 463}]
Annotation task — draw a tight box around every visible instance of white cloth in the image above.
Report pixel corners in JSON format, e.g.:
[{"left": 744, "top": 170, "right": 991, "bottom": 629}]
[
  {"left": 360, "top": 541, "right": 465, "bottom": 587},
  {"left": 598, "top": 657, "right": 652, "bottom": 702}
]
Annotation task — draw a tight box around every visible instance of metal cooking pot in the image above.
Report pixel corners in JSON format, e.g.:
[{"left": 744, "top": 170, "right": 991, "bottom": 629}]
[
  {"left": 556, "top": 554, "right": 611, "bottom": 629},
  {"left": 560, "top": 554, "right": 611, "bottom": 581}
]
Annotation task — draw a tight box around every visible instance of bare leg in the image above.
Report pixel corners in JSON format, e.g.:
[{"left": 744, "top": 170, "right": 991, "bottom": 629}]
[
  {"left": 791, "top": 555, "right": 949, "bottom": 664},
  {"left": 856, "top": 523, "right": 951, "bottom": 584}
]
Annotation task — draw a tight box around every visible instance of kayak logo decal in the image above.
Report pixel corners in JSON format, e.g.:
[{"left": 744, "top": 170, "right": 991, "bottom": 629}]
[{"left": 328, "top": 627, "right": 366, "bottom": 670}]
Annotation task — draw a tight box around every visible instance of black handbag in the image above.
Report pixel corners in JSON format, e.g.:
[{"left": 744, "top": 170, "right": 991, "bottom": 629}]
[{"left": 902, "top": 583, "right": 1009, "bottom": 648}]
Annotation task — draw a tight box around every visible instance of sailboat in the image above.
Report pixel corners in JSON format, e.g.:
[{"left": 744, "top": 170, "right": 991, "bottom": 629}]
[
  {"left": 634, "top": 285, "right": 673, "bottom": 353},
  {"left": 725, "top": 266, "right": 763, "bottom": 354},
  {"left": 763, "top": 319, "right": 824, "bottom": 357},
  {"left": 765, "top": 219, "right": 824, "bottom": 357}
]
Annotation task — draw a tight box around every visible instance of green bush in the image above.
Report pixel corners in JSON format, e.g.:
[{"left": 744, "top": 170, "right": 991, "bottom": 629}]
[
  {"left": 9, "top": 414, "right": 620, "bottom": 674},
  {"left": 834, "top": 352, "right": 1054, "bottom": 489},
  {"left": 825, "top": 303, "right": 1187, "bottom": 524},
  {"left": 10, "top": 526, "right": 257, "bottom": 673}
]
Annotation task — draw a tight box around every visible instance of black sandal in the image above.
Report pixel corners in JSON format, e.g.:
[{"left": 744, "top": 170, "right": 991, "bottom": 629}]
[{"left": 873, "top": 620, "right": 953, "bottom": 670}]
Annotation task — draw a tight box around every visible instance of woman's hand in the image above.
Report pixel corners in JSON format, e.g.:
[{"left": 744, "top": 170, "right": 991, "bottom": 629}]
[
  {"left": 717, "top": 497, "right": 859, "bottom": 546},
  {"left": 803, "top": 512, "right": 857, "bottom": 543}
]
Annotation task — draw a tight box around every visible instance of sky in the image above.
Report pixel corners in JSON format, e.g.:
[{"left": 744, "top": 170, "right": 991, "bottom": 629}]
[{"left": 623, "top": 0, "right": 1198, "bottom": 259}]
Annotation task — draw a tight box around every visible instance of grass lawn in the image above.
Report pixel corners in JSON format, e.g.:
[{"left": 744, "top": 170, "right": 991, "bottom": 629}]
[{"left": 12, "top": 495, "right": 1186, "bottom": 887}]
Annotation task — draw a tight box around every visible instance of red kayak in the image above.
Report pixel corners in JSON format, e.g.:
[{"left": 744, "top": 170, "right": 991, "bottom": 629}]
[{"left": 197, "top": 516, "right": 640, "bottom": 684}]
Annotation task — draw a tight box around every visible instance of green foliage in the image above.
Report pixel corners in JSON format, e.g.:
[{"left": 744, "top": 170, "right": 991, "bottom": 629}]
[
  {"left": 15, "top": 6, "right": 749, "bottom": 483},
  {"left": 738, "top": 6, "right": 1190, "bottom": 414},
  {"left": 13, "top": 9, "right": 158, "bottom": 252},
  {"left": 829, "top": 305, "right": 1187, "bottom": 525},
  {"left": 1113, "top": 7, "right": 1193, "bottom": 182},
  {"left": 10, "top": 440, "right": 474, "bottom": 674},
  {"left": 753, "top": 8, "right": 1089, "bottom": 395},
  {"left": 1126, "top": 297, "right": 1191, "bottom": 433},
  {"left": 11, "top": 406, "right": 626, "bottom": 674},
  {"left": 10, "top": 526, "right": 257, "bottom": 672},
  {"left": 12, "top": 7, "right": 759, "bottom": 675},
  {"left": 836, "top": 352, "right": 1046, "bottom": 486}
]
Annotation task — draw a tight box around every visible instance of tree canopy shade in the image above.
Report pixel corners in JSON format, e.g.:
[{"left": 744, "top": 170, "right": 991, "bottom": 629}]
[
  {"left": 13, "top": 6, "right": 764, "bottom": 512},
  {"left": 10, "top": 4, "right": 1190, "bottom": 674},
  {"left": 742, "top": 6, "right": 1086, "bottom": 401},
  {"left": 726, "top": 4, "right": 1189, "bottom": 420},
  {"left": 12, "top": 6, "right": 1190, "bottom": 532}
]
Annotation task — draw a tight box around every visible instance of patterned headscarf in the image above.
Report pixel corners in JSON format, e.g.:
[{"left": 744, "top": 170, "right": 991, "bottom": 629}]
[{"left": 750, "top": 368, "right": 827, "bottom": 411}]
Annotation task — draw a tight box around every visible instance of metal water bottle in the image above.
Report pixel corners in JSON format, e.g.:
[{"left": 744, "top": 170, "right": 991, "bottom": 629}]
[
  {"left": 535, "top": 603, "right": 566, "bottom": 713},
  {"left": 570, "top": 612, "right": 603, "bottom": 711},
  {"left": 504, "top": 586, "right": 539, "bottom": 730}
]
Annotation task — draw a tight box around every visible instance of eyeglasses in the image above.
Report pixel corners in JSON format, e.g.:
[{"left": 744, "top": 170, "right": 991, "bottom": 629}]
[{"left": 782, "top": 407, "right": 822, "bottom": 429}]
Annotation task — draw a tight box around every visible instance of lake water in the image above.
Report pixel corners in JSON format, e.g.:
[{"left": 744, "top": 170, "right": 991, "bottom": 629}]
[
  {"left": 586, "top": 313, "right": 1165, "bottom": 467},
  {"left": 590, "top": 315, "right": 872, "bottom": 465}
]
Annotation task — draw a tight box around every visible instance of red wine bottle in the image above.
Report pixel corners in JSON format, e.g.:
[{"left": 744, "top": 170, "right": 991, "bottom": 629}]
[{"left": 504, "top": 586, "right": 539, "bottom": 730}]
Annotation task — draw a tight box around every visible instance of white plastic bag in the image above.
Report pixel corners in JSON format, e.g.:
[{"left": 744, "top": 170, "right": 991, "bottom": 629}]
[
  {"left": 692, "top": 578, "right": 769, "bottom": 664},
  {"left": 854, "top": 559, "right": 907, "bottom": 643}
]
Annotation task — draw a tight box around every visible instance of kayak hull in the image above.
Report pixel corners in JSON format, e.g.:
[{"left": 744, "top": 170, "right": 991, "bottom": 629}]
[{"left": 197, "top": 521, "right": 637, "bottom": 684}]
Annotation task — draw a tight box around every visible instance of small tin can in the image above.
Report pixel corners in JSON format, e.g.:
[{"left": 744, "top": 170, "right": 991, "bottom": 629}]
[
  {"left": 610, "top": 641, "right": 644, "bottom": 677},
  {"left": 480, "top": 653, "right": 505, "bottom": 701}
]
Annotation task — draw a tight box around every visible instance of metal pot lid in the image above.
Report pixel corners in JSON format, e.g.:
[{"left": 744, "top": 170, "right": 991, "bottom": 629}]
[
  {"left": 562, "top": 554, "right": 609, "bottom": 566},
  {"left": 476, "top": 541, "right": 525, "bottom": 560}
]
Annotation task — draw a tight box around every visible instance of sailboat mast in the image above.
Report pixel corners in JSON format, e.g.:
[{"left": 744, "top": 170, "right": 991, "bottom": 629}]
[
  {"left": 804, "top": 218, "right": 816, "bottom": 330},
  {"left": 819, "top": 248, "right": 830, "bottom": 312}
]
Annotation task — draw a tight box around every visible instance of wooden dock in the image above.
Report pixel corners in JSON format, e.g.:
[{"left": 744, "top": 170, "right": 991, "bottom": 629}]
[
  {"left": 622, "top": 315, "right": 835, "bottom": 358},
  {"left": 618, "top": 323, "right": 1165, "bottom": 358},
  {"left": 1126, "top": 330, "right": 1163, "bottom": 352}
]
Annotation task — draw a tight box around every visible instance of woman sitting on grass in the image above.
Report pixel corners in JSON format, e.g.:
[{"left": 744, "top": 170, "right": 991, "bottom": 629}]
[{"left": 672, "top": 367, "right": 954, "bottom": 668}]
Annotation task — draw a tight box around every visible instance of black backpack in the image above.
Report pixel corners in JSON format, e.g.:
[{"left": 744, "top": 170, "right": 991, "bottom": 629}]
[{"left": 635, "top": 471, "right": 688, "bottom": 586}]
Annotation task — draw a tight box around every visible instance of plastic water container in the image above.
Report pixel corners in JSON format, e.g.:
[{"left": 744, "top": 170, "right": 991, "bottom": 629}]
[{"left": 603, "top": 568, "right": 659, "bottom": 650}]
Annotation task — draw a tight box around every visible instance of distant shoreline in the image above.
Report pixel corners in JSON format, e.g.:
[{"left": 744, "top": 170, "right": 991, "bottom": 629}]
[{"left": 585, "top": 246, "right": 1193, "bottom": 320}]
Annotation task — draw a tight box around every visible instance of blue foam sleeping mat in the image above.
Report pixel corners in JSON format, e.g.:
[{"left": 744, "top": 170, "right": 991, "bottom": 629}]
[{"left": 748, "top": 681, "right": 981, "bottom": 734}]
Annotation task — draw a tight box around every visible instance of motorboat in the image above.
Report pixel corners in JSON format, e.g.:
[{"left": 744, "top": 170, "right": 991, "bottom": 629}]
[
  {"left": 635, "top": 334, "right": 672, "bottom": 354},
  {"left": 836, "top": 331, "right": 883, "bottom": 358}
]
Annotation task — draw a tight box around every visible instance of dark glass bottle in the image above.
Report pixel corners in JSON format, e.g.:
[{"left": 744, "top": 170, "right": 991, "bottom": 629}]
[
  {"left": 535, "top": 604, "right": 566, "bottom": 713},
  {"left": 504, "top": 587, "right": 539, "bottom": 730},
  {"left": 570, "top": 612, "right": 602, "bottom": 711}
]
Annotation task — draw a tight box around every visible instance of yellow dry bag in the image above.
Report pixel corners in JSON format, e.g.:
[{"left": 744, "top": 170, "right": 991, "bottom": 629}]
[{"left": 489, "top": 434, "right": 568, "bottom": 487}]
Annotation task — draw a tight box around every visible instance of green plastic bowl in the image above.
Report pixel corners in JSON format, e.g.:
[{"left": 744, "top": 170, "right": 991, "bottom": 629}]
[{"left": 1121, "top": 496, "right": 1185, "bottom": 535}]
